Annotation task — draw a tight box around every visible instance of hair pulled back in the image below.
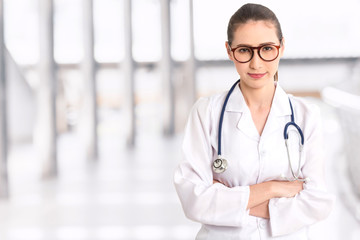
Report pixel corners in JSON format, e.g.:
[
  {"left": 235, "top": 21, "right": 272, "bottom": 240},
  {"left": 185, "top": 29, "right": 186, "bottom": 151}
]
[
  {"left": 227, "top": 3, "right": 283, "bottom": 81},
  {"left": 227, "top": 3, "right": 283, "bottom": 46}
]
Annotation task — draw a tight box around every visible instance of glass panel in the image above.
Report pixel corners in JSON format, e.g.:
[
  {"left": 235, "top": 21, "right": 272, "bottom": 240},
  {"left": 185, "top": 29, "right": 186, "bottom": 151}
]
[
  {"left": 132, "top": 0, "right": 161, "bottom": 62},
  {"left": 196, "top": 66, "right": 238, "bottom": 97},
  {"left": 171, "top": 0, "right": 190, "bottom": 61},
  {"left": 135, "top": 68, "right": 162, "bottom": 134},
  {"left": 193, "top": 0, "right": 233, "bottom": 60},
  {"left": 58, "top": 68, "right": 84, "bottom": 129},
  {"left": 94, "top": 0, "right": 124, "bottom": 62},
  {"left": 97, "top": 68, "right": 125, "bottom": 138},
  {"left": 4, "top": 0, "right": 39, "bottom": 65},
  {"left": 97, "top": 67, "right": 123, "bottom": 110},
  {"left": 54, "top": 0, "right": 83, "bottom": 63}
]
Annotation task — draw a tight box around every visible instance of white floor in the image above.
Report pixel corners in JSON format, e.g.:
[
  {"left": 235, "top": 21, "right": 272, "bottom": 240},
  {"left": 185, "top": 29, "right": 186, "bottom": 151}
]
[{"left": 0, "top": 99, "right": 359, "bottom": 240}]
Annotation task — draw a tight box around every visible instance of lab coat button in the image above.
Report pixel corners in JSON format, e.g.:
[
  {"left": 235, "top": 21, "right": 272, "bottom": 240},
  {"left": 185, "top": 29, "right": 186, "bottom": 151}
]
[{"left": 259, "top": 220, "right": 267, "bottom": 229}]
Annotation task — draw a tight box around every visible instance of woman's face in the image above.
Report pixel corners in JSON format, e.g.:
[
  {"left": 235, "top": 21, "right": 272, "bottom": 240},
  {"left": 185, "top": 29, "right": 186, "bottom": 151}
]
[{"left": 226, "top": 20, "right": 284, "bottom": 90}]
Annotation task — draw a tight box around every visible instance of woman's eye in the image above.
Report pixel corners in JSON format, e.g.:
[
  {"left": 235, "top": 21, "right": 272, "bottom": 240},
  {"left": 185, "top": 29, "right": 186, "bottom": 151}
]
[
  {"left": 262, "top": 46, "right": 274, "bottom": 51},
  {"left": 237, "top": 48, "right": 250, "bottom": 53}
]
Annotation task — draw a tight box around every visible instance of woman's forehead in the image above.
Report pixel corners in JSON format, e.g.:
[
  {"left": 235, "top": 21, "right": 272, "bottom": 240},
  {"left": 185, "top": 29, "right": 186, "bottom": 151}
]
[{"left": 232, "top": 20, "right": 279, "bottom": 45}]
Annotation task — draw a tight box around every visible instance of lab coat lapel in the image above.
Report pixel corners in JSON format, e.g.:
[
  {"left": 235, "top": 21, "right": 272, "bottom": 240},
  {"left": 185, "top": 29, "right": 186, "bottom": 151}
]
[
  {"left": 225, "top": 82, "right": 291, "bottom": 141},
  {"left": 225, "top": 85, "right": 260, "bottom": 141},
  {"left": 237, "top": 112, "right": 260, "bottom": 141},
  {"left": 261, "top": 83, "right": 292, "bottom": 138}
]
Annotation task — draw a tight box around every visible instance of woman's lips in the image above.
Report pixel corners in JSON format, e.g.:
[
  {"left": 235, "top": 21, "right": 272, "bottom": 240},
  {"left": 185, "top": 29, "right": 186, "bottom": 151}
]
[{"left": 248, "top": 73, "right": 267, "bottom": 79}]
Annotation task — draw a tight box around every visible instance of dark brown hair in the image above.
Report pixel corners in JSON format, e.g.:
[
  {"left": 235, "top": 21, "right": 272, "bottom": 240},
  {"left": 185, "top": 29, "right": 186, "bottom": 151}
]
[
  {"left": 227, "top": 3, "right": 283, "bottom": 81},
  {"left": 227, "top": 3, "right": 283, "bottom": 46}
]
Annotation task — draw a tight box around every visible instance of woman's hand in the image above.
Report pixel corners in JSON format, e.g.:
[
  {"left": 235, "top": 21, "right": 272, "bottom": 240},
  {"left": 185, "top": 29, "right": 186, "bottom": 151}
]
[{"left": 270, "top": 180, "right": 304, "bottom": 198}]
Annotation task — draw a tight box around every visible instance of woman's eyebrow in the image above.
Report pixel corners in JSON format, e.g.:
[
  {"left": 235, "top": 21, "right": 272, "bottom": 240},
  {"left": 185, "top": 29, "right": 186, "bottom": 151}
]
[
  {"left": 234, "top": 42, "right": 276, "bottom": 47},
  {"left": 258, "top": 42, "right": 276, "bottom": 46}
]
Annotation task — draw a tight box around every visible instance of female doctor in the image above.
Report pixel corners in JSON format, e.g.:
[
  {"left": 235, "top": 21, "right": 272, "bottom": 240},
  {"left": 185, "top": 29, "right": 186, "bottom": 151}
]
[{"left": 173, "top": 3, "right": 334, "bottom": 240}]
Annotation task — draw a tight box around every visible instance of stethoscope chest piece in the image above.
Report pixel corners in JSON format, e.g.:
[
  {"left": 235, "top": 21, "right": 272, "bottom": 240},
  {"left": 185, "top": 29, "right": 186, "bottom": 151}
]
[{"left": 213, "top": 158, "right": 228, "bottom": 173}]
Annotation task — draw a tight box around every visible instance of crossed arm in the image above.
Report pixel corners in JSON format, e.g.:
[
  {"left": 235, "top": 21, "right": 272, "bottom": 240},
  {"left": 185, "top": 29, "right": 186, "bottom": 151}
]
[{"left": 213, "top": 179, "right": 304, "bottom": 219}]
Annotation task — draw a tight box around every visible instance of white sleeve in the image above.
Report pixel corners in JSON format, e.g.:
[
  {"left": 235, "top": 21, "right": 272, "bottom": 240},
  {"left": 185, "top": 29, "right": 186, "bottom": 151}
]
[
  {"left": 268, "top": 105, "right": 335, "bottom": 236},
  {"left": 173, "top": 97, "right": 251, "bottom": 227}
]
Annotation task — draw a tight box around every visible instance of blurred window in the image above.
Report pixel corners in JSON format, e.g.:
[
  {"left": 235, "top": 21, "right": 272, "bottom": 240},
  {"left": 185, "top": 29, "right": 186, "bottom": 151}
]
[
  {"left": 54, "top": 0, "right": 83, "bottom": 64},
  {"left": 5, "top": 0, "right": 39, "bottom": 65},
  {"left": 132, "top": 0, "right": 162, "bottom": 62},
  {"left": 171, "top": 0, "right": 190, "bottom": 61},
  {"left": 94, "top": 0, "right": 124, "bottom": 63},
  {"left": 4, "top": 0, "right": 360, "bottom": 65}
]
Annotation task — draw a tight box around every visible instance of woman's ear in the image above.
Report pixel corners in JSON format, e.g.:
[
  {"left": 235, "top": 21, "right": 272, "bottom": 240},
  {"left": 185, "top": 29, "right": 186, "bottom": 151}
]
[
  {"left": 279, "top": 37, "right": 285, "bottom": 58},
  {"left": 225, "top": 41, "right": 233, "bottom": 61}
]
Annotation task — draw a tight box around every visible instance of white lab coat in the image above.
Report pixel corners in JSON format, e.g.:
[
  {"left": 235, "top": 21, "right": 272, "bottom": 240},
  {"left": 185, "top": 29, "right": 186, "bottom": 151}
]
[{"left": 173, "top": 82, "right": 335, "bottom": 239}]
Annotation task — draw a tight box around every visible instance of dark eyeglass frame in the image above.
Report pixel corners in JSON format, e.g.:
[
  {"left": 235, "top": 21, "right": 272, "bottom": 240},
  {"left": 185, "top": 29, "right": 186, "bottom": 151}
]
[{"left": 228, "top": 43, "right": 281, "bottom": 63}]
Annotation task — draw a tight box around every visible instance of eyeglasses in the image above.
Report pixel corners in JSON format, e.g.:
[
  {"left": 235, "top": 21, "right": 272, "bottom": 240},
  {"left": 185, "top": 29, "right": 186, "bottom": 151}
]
[{"left": 228, "top": 43, "right": 281, "bottom": 63}]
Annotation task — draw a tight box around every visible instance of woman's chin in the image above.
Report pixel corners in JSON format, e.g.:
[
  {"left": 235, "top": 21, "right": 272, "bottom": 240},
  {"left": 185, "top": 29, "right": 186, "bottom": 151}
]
[{"left": 240, "top": 77, "right": 275, "bottom": 90}]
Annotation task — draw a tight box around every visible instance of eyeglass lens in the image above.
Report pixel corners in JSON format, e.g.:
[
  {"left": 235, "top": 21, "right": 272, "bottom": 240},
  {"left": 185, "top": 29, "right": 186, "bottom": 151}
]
[{"left": 234, "top": 45, "right": 279, "bottom": 63}]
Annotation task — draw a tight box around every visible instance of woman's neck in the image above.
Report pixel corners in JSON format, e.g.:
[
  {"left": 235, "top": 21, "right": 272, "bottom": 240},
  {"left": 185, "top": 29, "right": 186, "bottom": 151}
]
[{"left": 239, "top": 81, "right": 276, "bottom": 110}]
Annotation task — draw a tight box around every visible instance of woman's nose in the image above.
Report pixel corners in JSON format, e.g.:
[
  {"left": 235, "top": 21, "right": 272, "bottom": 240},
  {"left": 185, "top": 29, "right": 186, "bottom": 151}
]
[{"left": 249, "top": 50, "right": 262, "bottom": 69}]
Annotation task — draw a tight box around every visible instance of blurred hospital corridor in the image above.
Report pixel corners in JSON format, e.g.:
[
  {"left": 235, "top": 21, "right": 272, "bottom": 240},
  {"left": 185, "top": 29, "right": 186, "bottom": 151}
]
[
  {"left": 1, "top": 99, "right": 360, "bottom": 239},
  {"left": 1, "top": 0, "right": 360, "bottom": 239}
]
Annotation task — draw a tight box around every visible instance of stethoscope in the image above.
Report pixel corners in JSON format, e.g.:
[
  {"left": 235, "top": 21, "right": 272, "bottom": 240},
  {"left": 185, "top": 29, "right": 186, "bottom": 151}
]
[{"left": 213, "top": 79, "right": 309, "bottom": 182}]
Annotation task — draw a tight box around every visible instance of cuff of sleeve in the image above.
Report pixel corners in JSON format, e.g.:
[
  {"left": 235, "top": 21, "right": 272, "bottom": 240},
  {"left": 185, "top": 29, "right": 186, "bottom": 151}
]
[
  {"left": 268, "top": 197, "right": 290, "bottom": 236},
  {"left": 212, "top": 183, "right": 251, "bottom": 227},
  {"left": 240, "top": 186, "right": 251, "bottom": 226}
]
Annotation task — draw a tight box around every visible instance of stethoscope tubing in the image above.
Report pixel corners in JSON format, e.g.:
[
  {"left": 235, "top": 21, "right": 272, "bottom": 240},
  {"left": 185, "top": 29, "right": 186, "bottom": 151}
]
[
  {"left": 284, "top": 99, "right": 304, "bottom": 145},
  {"left": 217, "top": 79, "right": 240, "bottom": 157}
]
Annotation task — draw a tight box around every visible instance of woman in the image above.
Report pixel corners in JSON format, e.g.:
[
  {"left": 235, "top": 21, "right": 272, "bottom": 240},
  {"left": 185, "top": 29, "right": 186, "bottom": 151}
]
[{"left": 173, "top": 3, "right": 334, "bottom": 239}]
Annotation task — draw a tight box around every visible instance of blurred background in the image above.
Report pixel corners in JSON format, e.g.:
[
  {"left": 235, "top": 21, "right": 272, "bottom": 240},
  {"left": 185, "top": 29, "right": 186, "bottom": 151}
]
[{"left": 0, "top": 0, "right": 360, "bottom": 239}]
